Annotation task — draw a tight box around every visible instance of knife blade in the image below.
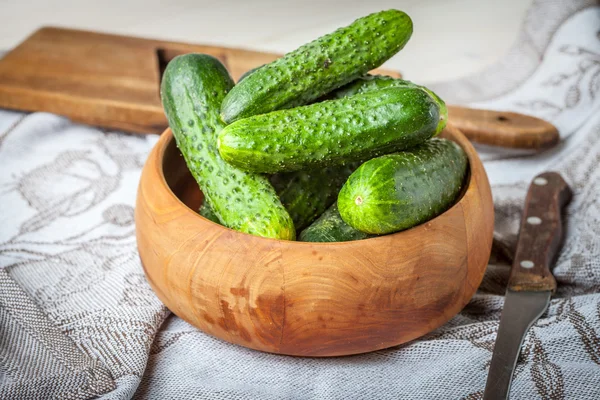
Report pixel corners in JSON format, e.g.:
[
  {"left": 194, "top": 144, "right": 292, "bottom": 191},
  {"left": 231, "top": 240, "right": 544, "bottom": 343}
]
[{"left": 483, "top": 172, "right": 572, "bottom": 400}]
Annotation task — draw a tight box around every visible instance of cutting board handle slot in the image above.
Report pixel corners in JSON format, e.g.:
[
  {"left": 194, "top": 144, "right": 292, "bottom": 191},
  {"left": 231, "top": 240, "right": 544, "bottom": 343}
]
[{"left": 156, "top": 48, "right": 190, "bottom": 96}]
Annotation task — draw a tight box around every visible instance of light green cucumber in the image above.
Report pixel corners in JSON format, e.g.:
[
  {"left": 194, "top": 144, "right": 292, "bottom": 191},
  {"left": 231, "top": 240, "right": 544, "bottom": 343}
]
[
  {"left": 218, "top": 86, "right": 447, "bottom": 173},
  {"left": 338, "top": 138, "right": 468, "bottom": 235},
  {"left": 161, "top": 53, "right": 295, "bottom": 240},
  {"left": 299, "top": 203, "right": 372, "bottom": 242},
  {"left": 221, "top": 9, "right": 413, "bottom": 123}
]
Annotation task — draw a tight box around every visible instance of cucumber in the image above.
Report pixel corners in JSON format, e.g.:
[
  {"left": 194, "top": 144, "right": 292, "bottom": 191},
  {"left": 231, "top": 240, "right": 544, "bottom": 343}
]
[
  {"left": 331, "top": 75, "right": 412, "bottom": 98},
  {"left": 221, "top": 9, "right": 413, "bottom": 123},
  {"left": 299, "top": 203, "right": 371, "bottom": 242},
  {"left": 240, "top": 70, "right": 439, "bottom": 106},
  {"left": 271, "top": 162, "right": 360, "bottom": 231},
  {"left": 332, "top": 74, "right": 446, "bottom": 108},
  {"left": 241, "top": 71, "right": 445, "bottom": 110},
  {"left": 161, "top": 54, "right": 295, "bottom": 240},
  {"left": 198, "top": 199, "right": 221, "bottom": 224},
  {"left": 338, "top": 138, "right": 468, "bottom": 235},
  {"left": 218, "top": 86, "right": 447, "bottom": 173}
]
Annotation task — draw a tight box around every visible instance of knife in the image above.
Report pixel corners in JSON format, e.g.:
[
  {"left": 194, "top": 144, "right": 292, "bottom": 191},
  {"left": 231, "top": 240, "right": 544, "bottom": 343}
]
[{"left": 483, "top": 172, "right": 572, "bottom": 399}]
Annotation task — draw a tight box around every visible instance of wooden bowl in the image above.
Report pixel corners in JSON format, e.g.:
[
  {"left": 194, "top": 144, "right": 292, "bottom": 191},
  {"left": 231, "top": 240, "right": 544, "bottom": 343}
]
[{"left": 135, "top": 124, "right": 494, "bottom": 357}]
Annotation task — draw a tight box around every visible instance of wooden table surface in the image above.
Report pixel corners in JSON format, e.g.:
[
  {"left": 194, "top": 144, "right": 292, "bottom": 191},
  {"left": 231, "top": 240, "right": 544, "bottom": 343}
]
[{"left": 0, "top": 0, "right": 532, "bottom": 84}]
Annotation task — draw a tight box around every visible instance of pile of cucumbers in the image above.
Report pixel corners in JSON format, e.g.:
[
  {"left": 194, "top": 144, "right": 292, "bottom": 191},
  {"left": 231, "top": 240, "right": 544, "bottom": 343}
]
[{"left": 161, "top": 9, "right": 468, "bottom": 242}]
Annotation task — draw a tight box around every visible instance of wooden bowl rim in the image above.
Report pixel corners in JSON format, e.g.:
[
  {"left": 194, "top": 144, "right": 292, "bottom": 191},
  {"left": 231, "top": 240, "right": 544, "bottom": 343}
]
[{"left": 155, "top": 125, "right": 476, "bottom": 247}]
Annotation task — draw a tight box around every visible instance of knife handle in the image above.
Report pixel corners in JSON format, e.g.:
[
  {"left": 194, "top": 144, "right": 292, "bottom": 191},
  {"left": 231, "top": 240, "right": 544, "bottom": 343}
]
[
  {"left": 508, "top": 172, "right": 572, "bottom": 293},
  {"left": 447, "top": 106, "right": 560, "bottom": 150}
]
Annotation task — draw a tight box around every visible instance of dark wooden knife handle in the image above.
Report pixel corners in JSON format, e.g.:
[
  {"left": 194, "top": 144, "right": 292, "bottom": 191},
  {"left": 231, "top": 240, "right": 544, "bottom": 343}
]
[
  {"left": 508, "top": 172, "right": 572, "bottom": 292},
  {"left": 448, "top": 106, "right": 560, "bottom": 150}
]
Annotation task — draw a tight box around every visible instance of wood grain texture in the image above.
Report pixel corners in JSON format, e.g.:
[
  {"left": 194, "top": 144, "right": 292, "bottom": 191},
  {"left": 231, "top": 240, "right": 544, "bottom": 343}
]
[
  {"left": 508, "top": 172, "right": 572, "bottom": 293},
  {"left": 448, "top": 106, "right": 560, "bottom": 150},
  {"left": 135, "top": 124, "right": 494, "bottom": 356},
  {"left": 0, "top": 27, "right": 399, "bottom": 135}
]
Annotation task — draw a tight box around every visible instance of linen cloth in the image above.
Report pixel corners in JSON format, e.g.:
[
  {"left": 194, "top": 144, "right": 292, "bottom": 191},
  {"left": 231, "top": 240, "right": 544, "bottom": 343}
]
[{"left": 0, "top": 0, "right": 599, "bottom": 398}]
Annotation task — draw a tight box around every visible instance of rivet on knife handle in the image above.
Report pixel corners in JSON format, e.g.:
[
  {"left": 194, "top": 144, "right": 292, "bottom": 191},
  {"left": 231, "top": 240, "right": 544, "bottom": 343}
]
[{"left": 508, "top": 172, "right": 572, "bottom": 293}]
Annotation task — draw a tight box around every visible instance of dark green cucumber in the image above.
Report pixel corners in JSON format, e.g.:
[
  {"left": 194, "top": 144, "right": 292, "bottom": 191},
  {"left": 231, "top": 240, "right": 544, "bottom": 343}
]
[
  {"left": 198, "top": 199, "right": 221, "bottom": 224},
  {"left": 218, "top": 86, "right": 447, "bottom": 173},
  {"left": 241, "top": 70, "right": 443, "bottom": 108},
  {"left": 338, "top": 138, "right": 468, "bottom": 235},
  {"left": 331, "top": 75, "right": 411, "bottom": 98},
  {"left": 221, "top": 9, "right": 413, "bottom": 123},
  {"left": 271, "top": 162, "right": 360, "bottom": 231},
  {"left": 161, "top": 54, "right": 295, "bottom": 240},
  {"left": 299, "top": 203, "right": 371, "bottom": 242},
  {"left": 332, "top": 74, "right": 445, "bottom": 105},
  {"left": 241, "top": 70, "right": 445, "bottom": 110}
]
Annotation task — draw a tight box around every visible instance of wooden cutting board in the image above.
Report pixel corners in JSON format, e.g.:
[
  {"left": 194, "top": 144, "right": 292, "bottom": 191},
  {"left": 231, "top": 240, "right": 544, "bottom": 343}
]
[{"left": 0, "top": 27, "right": 401, "bottom": 134}]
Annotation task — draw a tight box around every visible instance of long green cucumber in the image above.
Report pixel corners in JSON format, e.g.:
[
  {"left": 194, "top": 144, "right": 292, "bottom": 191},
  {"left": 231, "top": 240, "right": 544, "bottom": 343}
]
[
  {"left": 221, "top": 9, "right": 413, "bottom": 123},
  {"left": 299, "top": 203, "right": 371, "bottom": 242},
  {"left": 330, "top": 75, "right": 411, "bottom": 98},
  {"left": 338, "top": 138, "right": 468, "bottom": 235},
  {"left": 161, "top": 54, "right": 295, "bottom": 240},
  {"left": 332, "top": 74, "right": 446, "bottom": 107},
  {"left": 218, "top": 86, "right": 447, "bottom": 173},
  {"left": 240, "top": 69, "right": 445, "bottom": 110}
]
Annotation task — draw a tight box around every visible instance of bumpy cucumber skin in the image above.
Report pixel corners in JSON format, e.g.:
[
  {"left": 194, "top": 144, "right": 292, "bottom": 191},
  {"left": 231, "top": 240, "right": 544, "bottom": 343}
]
[
  {"left": 221, "top": 9, "right": 413, "bottom": 123},
  {"left": 332, "top": 75, "right": 447, "bottom": 134},
  {"left": 299, "top": 203, "right": 371, "bottom": 242},
  {"left": 218, "top": 86, "right": 444, "bottom": 174},
  {"left": 161, "top": 54, "right": 295, "bottom": 240},
  {"left": 338, "top": 138, "right": 468, "bottom": 235},
  {"left": 271, "top": 162, "right": 360, "bottom": 231},
  {"left": 198, "top": 199, "right": 221, "bottom": 224},
  {"left": 331, "top": 75, "right": 412, "bottom": 98}
]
